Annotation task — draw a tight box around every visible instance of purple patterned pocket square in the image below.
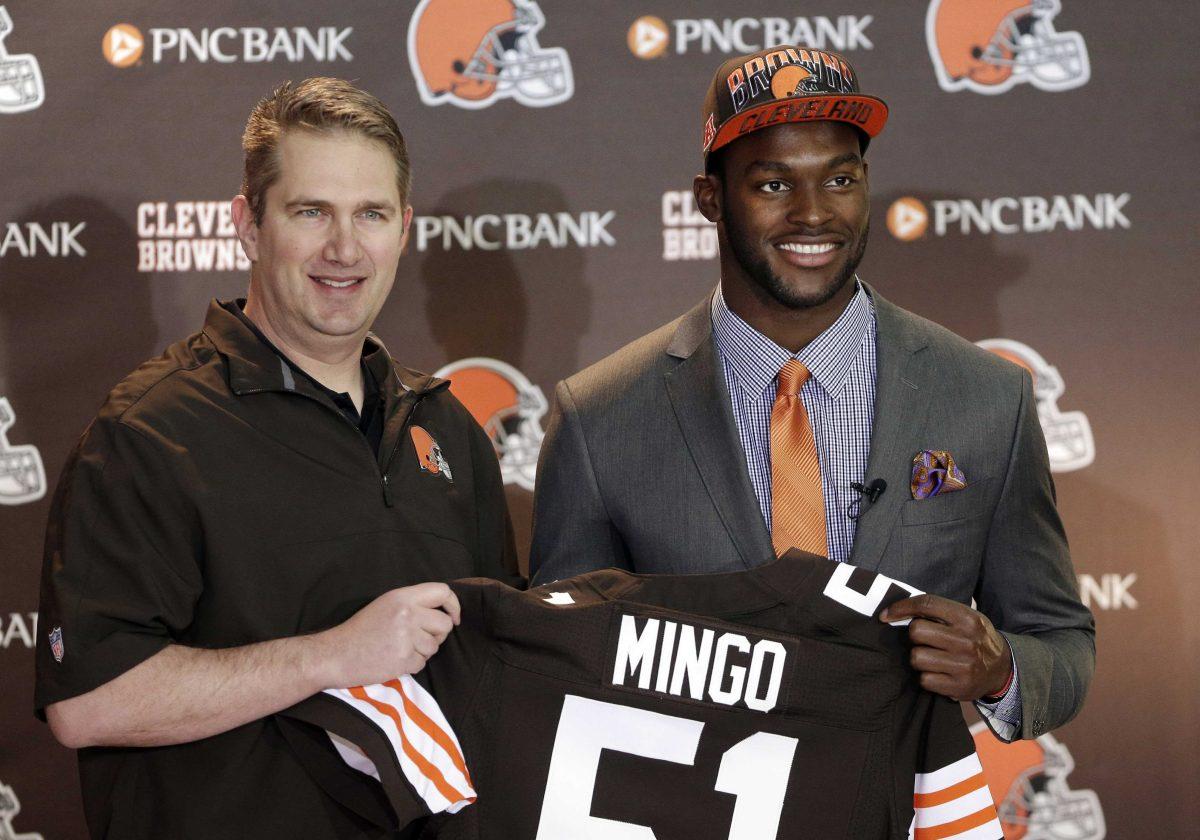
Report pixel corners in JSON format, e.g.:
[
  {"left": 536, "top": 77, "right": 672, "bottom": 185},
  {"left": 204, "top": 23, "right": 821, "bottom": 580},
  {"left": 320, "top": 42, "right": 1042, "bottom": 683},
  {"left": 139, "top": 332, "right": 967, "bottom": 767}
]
[{"left": 911, "top": 450, "right": 967, "bottom": 499}]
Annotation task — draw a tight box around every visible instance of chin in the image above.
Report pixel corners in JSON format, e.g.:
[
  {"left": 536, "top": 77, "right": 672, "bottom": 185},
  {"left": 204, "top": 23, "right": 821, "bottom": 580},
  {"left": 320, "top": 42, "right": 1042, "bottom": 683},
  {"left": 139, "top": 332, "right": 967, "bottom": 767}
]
[
  {"left": 763, "top": 267, "right": 854, "bottom": 311},
  {"left": 308, "top": 311, "right": 369, "bottom": 339}
]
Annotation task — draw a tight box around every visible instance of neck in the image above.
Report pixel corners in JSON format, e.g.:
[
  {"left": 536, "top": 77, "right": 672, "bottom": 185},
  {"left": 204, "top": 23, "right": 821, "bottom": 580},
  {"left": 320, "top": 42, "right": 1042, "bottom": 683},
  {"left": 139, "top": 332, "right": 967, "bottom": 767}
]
[
  {"left": 720, "top": 274, "right": 857, "bottom": 354},
  {"left": 242, "top": 297, "right": 365, "bottom": 401}
]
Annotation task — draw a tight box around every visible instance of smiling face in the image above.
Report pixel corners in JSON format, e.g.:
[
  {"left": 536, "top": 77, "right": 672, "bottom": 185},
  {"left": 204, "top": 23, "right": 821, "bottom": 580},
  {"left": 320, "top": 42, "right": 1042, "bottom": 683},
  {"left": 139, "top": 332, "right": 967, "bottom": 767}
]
[
  {"left": 234, "top": 128, "right": 411, "bottom": 361},
  {"left": 697, "top": 121, "right": 869, "bottom": 327}
]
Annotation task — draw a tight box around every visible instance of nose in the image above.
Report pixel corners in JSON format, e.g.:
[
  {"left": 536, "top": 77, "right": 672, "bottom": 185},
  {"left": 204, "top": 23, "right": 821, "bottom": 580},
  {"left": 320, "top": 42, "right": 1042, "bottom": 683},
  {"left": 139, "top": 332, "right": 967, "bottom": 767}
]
[
  {"left": 323, "top": 217, "right": 362, "bottom": 266},
  {"left": 786, "top": 183, "right": 835, "bottom": 230}
]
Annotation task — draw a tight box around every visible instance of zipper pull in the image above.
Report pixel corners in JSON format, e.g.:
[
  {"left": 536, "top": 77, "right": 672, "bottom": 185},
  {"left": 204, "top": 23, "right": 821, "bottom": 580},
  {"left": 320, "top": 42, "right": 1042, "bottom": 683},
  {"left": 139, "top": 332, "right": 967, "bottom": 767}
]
[{"left": 381, "top": 472, "right": 394, "bottom": 507}]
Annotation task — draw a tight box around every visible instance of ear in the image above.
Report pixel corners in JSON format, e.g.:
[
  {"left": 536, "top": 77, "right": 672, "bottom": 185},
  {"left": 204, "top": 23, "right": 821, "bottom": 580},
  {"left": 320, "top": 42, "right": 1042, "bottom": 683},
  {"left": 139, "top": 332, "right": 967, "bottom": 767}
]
[
  {"left": 693, "top": 173, "right": 722, "bottom": 224},
  {"left": 231, "top": 195, "right": 259, "bottom": 262},
  {"left": 399, "top": 205, "right": 414, "bottom": 255}
]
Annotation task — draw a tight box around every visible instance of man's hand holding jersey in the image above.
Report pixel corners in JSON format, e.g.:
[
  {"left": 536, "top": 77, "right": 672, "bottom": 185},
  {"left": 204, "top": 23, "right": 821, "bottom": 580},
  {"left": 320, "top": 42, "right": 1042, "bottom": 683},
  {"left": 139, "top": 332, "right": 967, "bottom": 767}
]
[
  {"left": 315, "top": 582, "right": 461, "bottom": 687},
  {"left": 880, "top": 593, "right": 1014, "bottom": 702}
]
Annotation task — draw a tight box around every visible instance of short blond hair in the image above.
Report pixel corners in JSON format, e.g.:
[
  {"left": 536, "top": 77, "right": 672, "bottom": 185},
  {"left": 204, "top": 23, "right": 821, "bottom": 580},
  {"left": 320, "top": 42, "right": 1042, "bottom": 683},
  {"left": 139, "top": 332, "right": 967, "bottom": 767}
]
[{"left": 241, "top": 78, "right": 411, "bottom": 224}]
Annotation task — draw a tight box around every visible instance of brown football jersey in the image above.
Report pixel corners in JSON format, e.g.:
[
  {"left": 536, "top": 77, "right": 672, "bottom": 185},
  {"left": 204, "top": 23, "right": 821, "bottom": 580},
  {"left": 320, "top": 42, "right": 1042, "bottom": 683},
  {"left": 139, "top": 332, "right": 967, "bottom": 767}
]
[{"left": 281, "top": 551, "right": 1002, "bottom": 839}]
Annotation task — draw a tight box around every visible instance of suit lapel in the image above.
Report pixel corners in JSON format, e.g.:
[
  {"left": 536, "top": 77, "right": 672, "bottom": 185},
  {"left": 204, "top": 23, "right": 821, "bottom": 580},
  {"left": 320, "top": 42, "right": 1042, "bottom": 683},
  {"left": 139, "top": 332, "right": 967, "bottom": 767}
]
[
  {"left": 663, "top": 298, "right": 775, "bottom": 570},
  {"left": 848, "top": 291, "right": 937, "bottom": 571}
]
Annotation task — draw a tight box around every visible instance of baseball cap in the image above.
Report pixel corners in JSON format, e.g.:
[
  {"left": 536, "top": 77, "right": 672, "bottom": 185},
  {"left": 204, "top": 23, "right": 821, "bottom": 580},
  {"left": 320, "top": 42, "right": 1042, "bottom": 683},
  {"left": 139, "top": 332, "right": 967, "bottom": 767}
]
[{"left": 701, "top": 47, "right": 888, "bottom": 157}]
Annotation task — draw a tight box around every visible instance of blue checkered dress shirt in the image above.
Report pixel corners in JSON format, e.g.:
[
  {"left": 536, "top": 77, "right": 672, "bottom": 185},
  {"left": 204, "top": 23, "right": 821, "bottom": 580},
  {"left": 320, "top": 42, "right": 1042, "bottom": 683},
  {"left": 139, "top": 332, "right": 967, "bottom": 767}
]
[{"left": 710, "top": 281, "right": 1021, "bottom": 737}]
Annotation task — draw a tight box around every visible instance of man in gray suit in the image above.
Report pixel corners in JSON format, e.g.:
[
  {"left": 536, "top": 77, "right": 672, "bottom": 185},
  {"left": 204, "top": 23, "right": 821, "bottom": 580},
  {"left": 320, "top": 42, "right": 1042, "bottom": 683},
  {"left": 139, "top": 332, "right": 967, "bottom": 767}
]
[{"left": 529, "top": 47, "right": 1093, "bottom": 742}]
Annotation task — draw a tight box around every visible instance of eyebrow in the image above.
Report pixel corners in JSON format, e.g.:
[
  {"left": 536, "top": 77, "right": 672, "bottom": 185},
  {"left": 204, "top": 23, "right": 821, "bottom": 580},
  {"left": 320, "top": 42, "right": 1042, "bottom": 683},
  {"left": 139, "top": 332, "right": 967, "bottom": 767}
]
[
  {"left": 744, "top": 160, "right": 792, "bottom": 175},
  {"left": 744, "top": 152, "right": 863, "bottom": 175},
  {"left": 285, "top": 198, "right": 399, "bottom": 213},
  {"left": 825, "top": 152, "right": 863, "bottom": 169}
]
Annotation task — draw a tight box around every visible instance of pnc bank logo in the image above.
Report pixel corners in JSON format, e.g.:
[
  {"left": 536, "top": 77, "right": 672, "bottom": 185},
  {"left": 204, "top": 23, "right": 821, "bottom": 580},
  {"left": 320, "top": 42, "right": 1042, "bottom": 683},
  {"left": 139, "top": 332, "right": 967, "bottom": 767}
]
[
  {"left": 413, "top": 211, "right": 614, "bottom": 252},
  {"left": 103, "top": 22, "right": 352, "bottom": 66},
  {"left": 886, "top": 197, "right": 928, "bottom": 242},
  {"left": 626, "top": 13, "right": 873, "bottom": 58},
  {"left": 103, "top": 23, "right": 143, "bottom": 68},
  {"left": 1, "top": 221, "right": 86, "bottom": 258},
  {"left": 628, "top": 16, "right": 669, "bottom": 59},
  {"left": 0, "top": 611, "right": 38, "bottom": 648},
  {"left": 886, "top": 193, "right": 1129, "bottom": 240}
]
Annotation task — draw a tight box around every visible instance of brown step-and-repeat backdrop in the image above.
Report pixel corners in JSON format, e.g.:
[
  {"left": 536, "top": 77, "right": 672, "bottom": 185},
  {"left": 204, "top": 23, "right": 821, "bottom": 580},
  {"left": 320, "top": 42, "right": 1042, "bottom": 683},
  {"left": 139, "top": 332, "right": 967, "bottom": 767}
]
[{"left": 2, "top": 2, "right": 1197, "bottom": 837}]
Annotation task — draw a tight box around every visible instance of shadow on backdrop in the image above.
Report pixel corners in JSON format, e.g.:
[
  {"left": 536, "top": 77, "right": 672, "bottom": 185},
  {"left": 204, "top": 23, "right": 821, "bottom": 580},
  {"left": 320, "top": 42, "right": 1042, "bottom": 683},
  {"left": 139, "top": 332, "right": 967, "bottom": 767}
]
[
  {"left": 1049, "top": 468, "right": 1181, "bottom": 840},
  {"left": 0, "top": 194, "right": 154, "bottom": 840},
  {"left": 418, "top": 178, "right": 593, "bottom": 385},
  {"left": 416, "top": 180, "right": 595, "bottom": 575},
  {"left": 0, "top": 195, "right": 157, "bottom": 486},
  {"left": 862, "top": 189, "right": 1030, "bottom": 340}
]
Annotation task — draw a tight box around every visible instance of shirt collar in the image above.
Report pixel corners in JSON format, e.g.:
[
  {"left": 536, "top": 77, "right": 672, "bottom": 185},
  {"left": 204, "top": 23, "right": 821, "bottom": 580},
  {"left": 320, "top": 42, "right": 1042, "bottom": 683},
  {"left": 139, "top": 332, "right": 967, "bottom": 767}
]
[
  {"left": 711, "top": 279, "right": 874, "bottom": 401},
  {"left": 202, "top": 299, "right": 443, "bottom": 399}
]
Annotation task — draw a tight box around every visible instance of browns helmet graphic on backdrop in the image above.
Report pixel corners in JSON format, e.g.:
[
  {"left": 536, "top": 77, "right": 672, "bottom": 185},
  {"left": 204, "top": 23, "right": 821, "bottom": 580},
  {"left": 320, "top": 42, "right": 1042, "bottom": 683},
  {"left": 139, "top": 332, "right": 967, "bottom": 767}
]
[
  {"left": 0, "top": 6, "right": 45, "bottom": 114},
  {"left": 0, "top": 397, "right": 46, "bottom": 506},
  {"left": 926, "top": 0, "right": 1090, "bottom": 94},
  {"left": 976, "top": 340, "right": 1094, "bottom": 472},
  {"left": 435, "top": 358, "right": 546, "bottom": 491},
  {"left": 970, "top": 723, "right": 1105, "bottom": 839},
  {"left": 407, "top": 0, "right": 573, "bottom": 109}
]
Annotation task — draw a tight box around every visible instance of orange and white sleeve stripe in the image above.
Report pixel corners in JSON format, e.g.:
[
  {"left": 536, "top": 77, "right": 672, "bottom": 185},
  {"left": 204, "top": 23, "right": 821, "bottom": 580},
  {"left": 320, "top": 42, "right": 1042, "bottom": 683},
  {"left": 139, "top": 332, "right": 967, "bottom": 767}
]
[
  {"left": 325, "top": 675, "right": 476, "bottom": 815},
  {"left": 910, "top": 753, "right": 1003, "bottom": 840}
]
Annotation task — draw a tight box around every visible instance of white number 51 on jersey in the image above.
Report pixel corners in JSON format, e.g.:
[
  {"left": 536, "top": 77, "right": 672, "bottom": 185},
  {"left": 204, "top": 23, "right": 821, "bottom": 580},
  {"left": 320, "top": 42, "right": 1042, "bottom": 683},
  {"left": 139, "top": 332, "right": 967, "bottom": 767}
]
[{"left": 536, "top": 695, "right": 798, "bottom": 840}]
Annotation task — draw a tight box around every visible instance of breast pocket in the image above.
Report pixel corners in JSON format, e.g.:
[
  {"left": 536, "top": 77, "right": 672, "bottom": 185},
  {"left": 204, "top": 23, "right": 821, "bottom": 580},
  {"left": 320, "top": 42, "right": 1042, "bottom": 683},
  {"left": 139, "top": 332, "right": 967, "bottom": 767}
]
[
  {"left": 900, "top": 476, "right": 995, "bottom": 525},
  {"left": 896, "top": 478, "right": 995, "bottom": 596}
]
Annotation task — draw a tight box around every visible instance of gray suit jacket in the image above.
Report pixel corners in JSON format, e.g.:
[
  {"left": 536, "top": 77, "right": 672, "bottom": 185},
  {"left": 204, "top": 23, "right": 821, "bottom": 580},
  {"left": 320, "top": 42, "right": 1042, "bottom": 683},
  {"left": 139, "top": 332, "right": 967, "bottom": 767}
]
[{"left": 530, "top": 287, "right": 1094, "bottom": 740}]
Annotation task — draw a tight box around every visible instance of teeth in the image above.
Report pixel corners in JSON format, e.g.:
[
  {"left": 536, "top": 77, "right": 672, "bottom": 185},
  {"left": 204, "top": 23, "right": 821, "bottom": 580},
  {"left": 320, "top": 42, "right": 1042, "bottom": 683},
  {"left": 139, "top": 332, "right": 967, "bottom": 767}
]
[
  {"left": 317, "top": 278, "right": 358, "bottom": 288},
  {"left": 778, "top": 242, "right": 837, "bottom": 254}
]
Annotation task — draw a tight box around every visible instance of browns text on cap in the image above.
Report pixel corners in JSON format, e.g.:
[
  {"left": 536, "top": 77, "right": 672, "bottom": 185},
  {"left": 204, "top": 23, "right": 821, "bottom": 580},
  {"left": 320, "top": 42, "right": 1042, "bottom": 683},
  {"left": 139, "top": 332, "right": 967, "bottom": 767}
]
[{"left": 702, "top": 47, "right": 888, "bottom": 155}]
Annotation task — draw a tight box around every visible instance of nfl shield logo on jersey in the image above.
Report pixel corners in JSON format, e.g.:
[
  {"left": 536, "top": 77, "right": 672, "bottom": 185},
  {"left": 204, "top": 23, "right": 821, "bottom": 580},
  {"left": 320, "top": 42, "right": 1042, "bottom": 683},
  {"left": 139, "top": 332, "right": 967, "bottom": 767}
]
[{"left": 48, "top": 627, "right": 64, "bottom": 663}]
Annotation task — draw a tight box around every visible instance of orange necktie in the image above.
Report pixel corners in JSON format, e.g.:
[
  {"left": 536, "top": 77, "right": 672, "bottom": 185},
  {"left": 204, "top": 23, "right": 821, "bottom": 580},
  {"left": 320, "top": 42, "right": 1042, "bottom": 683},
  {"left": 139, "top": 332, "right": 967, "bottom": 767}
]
[{"left": 770, "top": 360, "right": 827, "bottom": 557}]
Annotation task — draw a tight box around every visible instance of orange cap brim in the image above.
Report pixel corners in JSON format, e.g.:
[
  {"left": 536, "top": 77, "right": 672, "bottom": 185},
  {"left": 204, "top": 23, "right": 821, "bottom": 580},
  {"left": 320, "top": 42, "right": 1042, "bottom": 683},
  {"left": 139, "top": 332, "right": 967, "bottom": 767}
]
[{"left": 707, "top": 94, "right": 888, "bottom": 154}]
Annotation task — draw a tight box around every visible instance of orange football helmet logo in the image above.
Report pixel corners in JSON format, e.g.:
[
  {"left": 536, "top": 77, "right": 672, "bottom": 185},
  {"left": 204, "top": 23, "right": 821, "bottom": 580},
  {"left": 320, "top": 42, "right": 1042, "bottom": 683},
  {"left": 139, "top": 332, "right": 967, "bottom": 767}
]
[
  {"left": 407, "top": 0, "right": 574, "bottom": 109},
  {"left": 977, "top": 339, "right": 1094, "bottom": 473},
  {"left": 435, "top": 358, "right": 546, "bottom": 491},
  {"left": 410, "top": 425, "right": 453, "bottom": 481},
  {"left": 970, "top": 722, "right": 1105, "bottom": 839},
  {"left": 926, "top": 0, "right": 1090, "bottom": 94}
]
